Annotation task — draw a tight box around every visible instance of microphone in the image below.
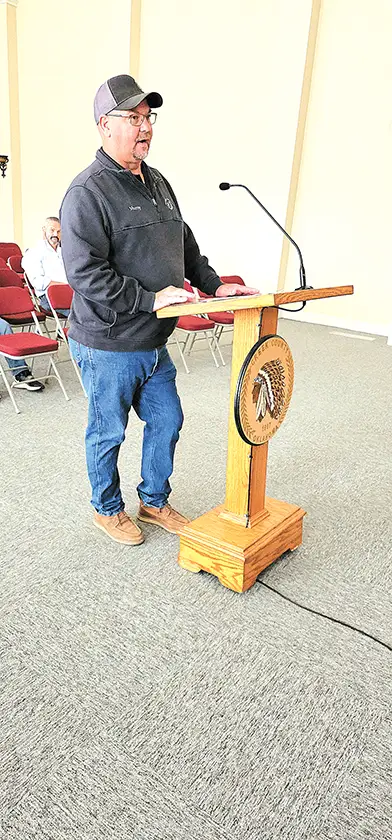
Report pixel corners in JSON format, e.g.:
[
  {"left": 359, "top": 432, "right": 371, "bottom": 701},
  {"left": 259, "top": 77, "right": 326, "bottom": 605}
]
[{"left": 219, "top": 182, "right": 312, "bottom": 290}]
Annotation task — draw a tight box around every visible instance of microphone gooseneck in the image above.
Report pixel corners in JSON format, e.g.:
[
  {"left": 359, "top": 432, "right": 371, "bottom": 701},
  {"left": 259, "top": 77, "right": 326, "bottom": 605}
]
[{"left": 219, "top": 182, "right": 312, "bottom": 291}]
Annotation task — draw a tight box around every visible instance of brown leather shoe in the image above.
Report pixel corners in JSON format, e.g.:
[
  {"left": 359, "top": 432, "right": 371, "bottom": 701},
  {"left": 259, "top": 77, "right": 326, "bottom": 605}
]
[
  {"left": 137, "top": 502, "right": 190, "bottom": 534},
  {"left": 93, "top": 510, "right": 144, "bottom": 545}
]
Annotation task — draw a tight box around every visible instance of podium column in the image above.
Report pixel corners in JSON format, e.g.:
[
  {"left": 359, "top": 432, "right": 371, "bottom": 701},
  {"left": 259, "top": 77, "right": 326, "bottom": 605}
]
[
  {"left": 220, "top": 305, "right": 278, "bottom": 528},
  {"left": 177, "top": 304, "right": 305, "bottom": 592}
]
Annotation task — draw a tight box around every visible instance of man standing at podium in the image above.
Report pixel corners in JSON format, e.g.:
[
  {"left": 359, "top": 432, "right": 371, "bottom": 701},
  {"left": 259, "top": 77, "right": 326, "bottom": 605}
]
[{"left": 60, "top": 74, "right": 258, "bottom": 547}]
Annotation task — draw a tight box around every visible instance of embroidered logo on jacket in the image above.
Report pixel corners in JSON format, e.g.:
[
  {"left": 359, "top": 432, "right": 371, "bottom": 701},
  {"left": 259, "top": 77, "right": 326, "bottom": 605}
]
[{"left": 129, "top": 205, "right": 141, "bottom": 211}]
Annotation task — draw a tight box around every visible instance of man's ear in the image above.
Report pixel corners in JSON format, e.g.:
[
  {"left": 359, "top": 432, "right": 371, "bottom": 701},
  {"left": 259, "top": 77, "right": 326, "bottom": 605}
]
[{"left": 99, "top": 115, "right": 111, "bottom": 138}]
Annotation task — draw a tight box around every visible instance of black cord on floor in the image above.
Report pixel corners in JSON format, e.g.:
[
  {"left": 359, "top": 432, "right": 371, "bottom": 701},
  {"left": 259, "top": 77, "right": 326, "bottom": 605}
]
[{"left": 257, "top": 580, "right": 392, "bottom": 653}]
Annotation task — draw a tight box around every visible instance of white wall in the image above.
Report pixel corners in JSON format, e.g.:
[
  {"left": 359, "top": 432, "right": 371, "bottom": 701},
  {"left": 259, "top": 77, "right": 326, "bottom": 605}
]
[
  {"left": 286, "top": 0, "right": 392, "bottom": 332},
  {"left": 16, "top": 0, "right": 132, "bottom": 249},
  {"left": 0, "top": 3, "right": 14, "bottom": 241},
  {"left": 138, "top": 0, "right": 313, "bottom": 290}
]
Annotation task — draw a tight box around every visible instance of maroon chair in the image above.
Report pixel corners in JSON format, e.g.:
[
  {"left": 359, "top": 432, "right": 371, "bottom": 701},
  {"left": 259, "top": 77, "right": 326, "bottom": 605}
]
[
  {"left": 0, "top": 242, "right": 22, "bottom": 262},
  {"left": 46, "top": 282, "right": 73, "bottom": 317},
  {"left": 196, "top": 275, "right": 245, "bottom": 344},
  {"left": 0, "top": 268, "right": 25, "bottom": 288},
  {"left": 173, "top": 315, "right": 225, "bottom": 373},
  {"left": 0, "top": 287, "right": 69, "bottom": 413},
  {"left": 22, "top": 271, "right": 56, "bottom": 336},
  {"left": 46, "top": 284, "right": 85, "bottom": 394},
  {"left": 0, "top": 258, "right": 9, "bottom": 270},
  {"left": 220, "top": 275, "right": 245, "bottom": 286},
  {"left": 23, "top": 270, "right": 41, "bottom": 307},
  {"left": 207, "top": 310, "right": 235, "bottom": 339},
  {"left": 45, "top": 281, "right": 72, "bottom": 326},
  {"left": 168, "top": 280, "right": 225, "bottom": 373},
  {"left": 0, "top": 280, "right": 46, "bottom": 329},
  {"left": 7, "top": 254, "right": 23, "bottom": 274}
]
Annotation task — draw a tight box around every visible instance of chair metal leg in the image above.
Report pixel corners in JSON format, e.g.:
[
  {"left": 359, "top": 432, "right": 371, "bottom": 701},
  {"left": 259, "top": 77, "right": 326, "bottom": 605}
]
[
  {"left": 42, "top": 320, "right": 52, "bottom": 338},
  {"left": 0, "top": 361, "right": 20, "bottom": 414},
  {"left": 44, "top": 357, "right": 52, "bottom": 381},
  {"left": 185, "top": 333, "right": 196, "bottom": 355},
  {"left": 212, "top": 332, "right": 226, "bottom": 366},
  {"left": 174, "top": 334, "right": 190, "bottom": 374},
  {"left": 48, "top": 356, "right": 71, "bottom": 401},
  {"left": 205, "top": 331, "right": 220, "bottom": 368},
  {"left": 181, "top": 333, "right": 191, "bottom": 352}
]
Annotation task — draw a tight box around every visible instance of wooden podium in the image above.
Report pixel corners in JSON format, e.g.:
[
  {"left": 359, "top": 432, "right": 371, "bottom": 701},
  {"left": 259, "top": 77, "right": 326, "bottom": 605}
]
[{"left": 157, "top": 285, "right": 353, "bottom": 592}]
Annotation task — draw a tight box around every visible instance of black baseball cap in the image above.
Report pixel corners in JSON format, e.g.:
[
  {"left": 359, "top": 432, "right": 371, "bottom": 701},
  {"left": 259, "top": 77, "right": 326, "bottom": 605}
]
[{"left": 94, "top": 74, "right": 163, "bottom": 123}]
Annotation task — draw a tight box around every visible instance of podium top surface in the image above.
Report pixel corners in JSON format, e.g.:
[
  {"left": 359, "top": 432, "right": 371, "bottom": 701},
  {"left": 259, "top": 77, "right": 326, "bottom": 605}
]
[{"left": 156, "top": 285, "right": 354, "bottom": 318}]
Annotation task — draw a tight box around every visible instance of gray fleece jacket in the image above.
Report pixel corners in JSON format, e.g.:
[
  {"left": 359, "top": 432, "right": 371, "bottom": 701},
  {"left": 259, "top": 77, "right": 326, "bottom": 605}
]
[{"left": 59, "top": 148, "right": 222, "bottom": 351}]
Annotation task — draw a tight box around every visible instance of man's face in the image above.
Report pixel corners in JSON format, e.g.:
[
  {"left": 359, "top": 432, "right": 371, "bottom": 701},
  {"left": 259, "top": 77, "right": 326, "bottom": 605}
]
[
  {"left": 43, "top": 221, "right": 61, "bottom": 249},
  {"left": 103, "top": 100, "right": 153, "bottom": 165}
]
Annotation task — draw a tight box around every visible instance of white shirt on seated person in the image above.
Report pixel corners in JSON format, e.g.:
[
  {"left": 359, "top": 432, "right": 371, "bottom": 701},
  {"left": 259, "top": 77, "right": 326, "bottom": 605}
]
[{"left": 22, "top": 217, "right": 68, "bottom": 298}]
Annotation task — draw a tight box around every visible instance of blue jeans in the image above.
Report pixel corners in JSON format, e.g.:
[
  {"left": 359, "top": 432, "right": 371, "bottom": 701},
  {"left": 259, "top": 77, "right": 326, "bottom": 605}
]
[
  {"left": 0, "top": 317, "right": 28, "bottom": 375},
  {"left": 68, "top": 339, "right": 184, "bottom": 515}
]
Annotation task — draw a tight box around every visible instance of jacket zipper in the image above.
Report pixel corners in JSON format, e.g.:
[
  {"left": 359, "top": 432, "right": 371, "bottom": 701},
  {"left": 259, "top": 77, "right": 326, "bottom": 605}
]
[
  {"left": 150, "top": 189, "right": 161, "bottom": 218},
  {"left": 121, "top": 167, "right": 161, "bottom": 219}
]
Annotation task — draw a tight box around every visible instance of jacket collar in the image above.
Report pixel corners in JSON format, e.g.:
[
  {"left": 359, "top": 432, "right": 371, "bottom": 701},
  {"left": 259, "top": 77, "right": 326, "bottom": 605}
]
[
  {"left": 96, "top": 148, "right": 156, "bottom": 181},
  {"left": 95, "top": 148, "right": 163, "bottom": 196},
  {"left": 96, "top": 147, "right": 124, "bottom": 170}
]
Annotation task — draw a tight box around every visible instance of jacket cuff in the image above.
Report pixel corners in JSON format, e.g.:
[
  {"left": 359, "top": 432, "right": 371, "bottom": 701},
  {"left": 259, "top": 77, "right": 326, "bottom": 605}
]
[
  {"left": 210, "top": 277, "right": 224, "bottom": 296},
  {"left": 138, "top": 288, "right": 156, "bottom": 313}
]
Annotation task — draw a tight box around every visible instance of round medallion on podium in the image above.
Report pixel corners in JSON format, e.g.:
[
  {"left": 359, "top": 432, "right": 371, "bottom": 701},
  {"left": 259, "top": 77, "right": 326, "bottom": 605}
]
[{"left": 234, "top": 335, "right": 294, "bottom": 445}]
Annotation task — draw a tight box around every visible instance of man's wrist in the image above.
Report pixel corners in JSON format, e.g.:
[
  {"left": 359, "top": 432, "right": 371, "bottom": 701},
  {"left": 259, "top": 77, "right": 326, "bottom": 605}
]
[
  {"left": 214, "top": 282, "right": 224, "bottom": 296},
  {"left": 212, "top": 279, "right": 224, "bottom": 296}
]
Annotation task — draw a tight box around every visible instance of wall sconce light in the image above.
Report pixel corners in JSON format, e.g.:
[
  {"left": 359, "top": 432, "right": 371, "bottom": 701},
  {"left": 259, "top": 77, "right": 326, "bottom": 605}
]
[{"left": 0, "top": 155, "right": 9, "bottom": 178}]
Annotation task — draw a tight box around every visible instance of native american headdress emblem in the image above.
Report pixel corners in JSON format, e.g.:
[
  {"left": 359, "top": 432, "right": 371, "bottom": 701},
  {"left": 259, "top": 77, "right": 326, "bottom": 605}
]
[{"left": 252, "top": 359, "right": 286, "bottom": 422}]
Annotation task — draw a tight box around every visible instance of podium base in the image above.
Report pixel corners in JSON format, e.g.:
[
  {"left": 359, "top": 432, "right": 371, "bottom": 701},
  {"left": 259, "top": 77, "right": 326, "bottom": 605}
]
[{"left": 178, "top": 498, "right": 306, "bottom": 593}]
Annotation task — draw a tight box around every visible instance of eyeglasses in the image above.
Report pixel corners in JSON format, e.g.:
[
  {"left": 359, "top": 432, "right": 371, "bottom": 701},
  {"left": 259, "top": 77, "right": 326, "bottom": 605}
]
[{"left": 108, "top": 111, "right": 158, "bottom": 127}]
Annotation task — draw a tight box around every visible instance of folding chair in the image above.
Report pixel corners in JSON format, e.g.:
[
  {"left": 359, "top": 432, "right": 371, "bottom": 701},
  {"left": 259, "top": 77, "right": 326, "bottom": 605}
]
[
  {"left": 194, "top": 275, "right": 245, "bottom": 346},
  {"left": 22, "top": 270, "right": 56, "bottom": 337},
  {"left": 0, "top": 258, "right": 8, "bottom": 270},
  {"left": 23, "top": 270, "right": 53, "bottom": 316},
  {"left": 0, "top": 270, "right": 49, "bottom": 334},
  {"left": 46, "top": 283, "right": 86, "bottom": 394},
  {"left": 0, "top": 287, "right": 70, "bottom": 414},
  {"left": 23, "top": 270, "right": 41, "bottom": 307},
  {"left": 0, "top": 242, "right": 22, "bottom": 262},
  {"left": 208, "top": 309, "right": 235, "bottom": 342},
  {"left": 7, "top": 254, "right": 24, "bottom": 275},
  {"left": 173, "top": 314, "right": 225, "bottom": 373},
  {"left": 0, "top": 268, "right": 25, "bottom": 288},
  {"left": 0, "top": 277, "right": 47, "bottom": 332},
  {"left": 169, "top": 281, "right": 225, "bottom": 373}
]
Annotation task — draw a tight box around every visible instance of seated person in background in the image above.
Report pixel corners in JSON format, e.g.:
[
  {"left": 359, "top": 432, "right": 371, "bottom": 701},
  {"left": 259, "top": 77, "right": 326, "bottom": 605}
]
[
  {"left": 0, "top": 317, "right": 44, "bottom": 392},
  {"left": 22, "top": 217, "right": 70, "bottom": 317}
]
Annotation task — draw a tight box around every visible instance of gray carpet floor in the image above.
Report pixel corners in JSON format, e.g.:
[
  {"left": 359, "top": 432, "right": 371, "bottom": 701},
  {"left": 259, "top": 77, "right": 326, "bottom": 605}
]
[{"left": 0, "top": 320, "right": 391, "bottom": 839}]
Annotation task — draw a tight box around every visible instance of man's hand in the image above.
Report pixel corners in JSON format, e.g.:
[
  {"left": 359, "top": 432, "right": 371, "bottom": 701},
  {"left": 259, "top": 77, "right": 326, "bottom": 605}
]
[
  {"left": 153, "top": 285, "right": 198, "bottom": 312},
  {"left": 215, "top": 283, "right": 260, "bottom": 297}
]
